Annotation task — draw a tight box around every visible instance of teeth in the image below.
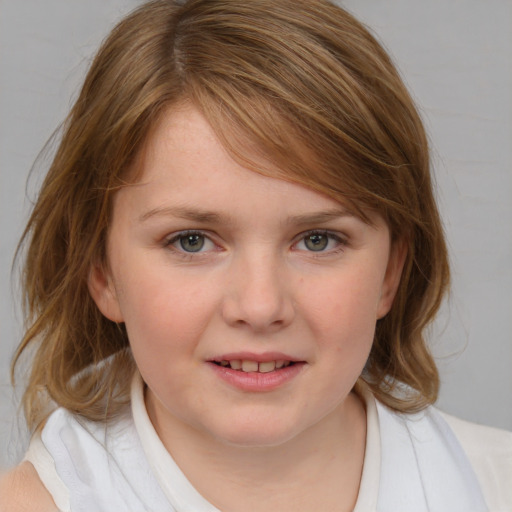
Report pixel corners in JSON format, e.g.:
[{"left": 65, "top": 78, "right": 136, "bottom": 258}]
[
  {"left": 217, "top": 359, "right": 293, "bottom": 373},
  {"left": 258, "top": 361, "right": 276, "bottom": 373},
  {"left": 241, "top": 360, "right": 259, "bottom": 372}
]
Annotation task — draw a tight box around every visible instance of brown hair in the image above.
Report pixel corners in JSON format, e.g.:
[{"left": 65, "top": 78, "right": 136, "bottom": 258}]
[{"left": 13, "top": 0, "right": 449, "bottom": 430}]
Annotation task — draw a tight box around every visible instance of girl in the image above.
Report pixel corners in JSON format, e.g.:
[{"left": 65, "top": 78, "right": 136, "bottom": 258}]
[{"left": 1, "top": 0, "right": 510, "bottom": 510}]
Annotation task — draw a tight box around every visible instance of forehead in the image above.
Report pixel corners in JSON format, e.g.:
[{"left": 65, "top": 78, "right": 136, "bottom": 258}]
[
  {"left": 122, "top": 105, "right": 340, "bottom": 213},
  {"left": 128, "top": 103, "right": 362, "bottom": 212},
  {"left": 111, "top": 104, "right": 388, "bottom": 236}
]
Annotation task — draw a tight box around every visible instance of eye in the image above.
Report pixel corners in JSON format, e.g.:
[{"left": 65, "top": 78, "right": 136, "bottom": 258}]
[
  {"left": 295, "top": 231, "right": 344, "bottom": 253},
  {"left": 167, "top": 231, "right": 215, "bottom": 253},
  {"left": 179, "top": 233, "right": 206, "bottom": 252},
  {"left": 303, "top": 233, "right": 329, "bottom": 251}
]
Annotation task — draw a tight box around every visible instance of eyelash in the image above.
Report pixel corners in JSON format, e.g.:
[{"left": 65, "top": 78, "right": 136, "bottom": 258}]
[
  {"left": 164, "top": 230, "right": 217, "bottom": 258},
  {"left": 163, "top": 229, "right": 347, "bottom": 257},
  {"left": 293, "top": 230, "right": 347, "bottom": 256}
]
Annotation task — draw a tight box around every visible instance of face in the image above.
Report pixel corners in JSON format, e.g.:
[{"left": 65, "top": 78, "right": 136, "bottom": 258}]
[{"left": 89, "top": 104, "right": 404, "bottom": 448}]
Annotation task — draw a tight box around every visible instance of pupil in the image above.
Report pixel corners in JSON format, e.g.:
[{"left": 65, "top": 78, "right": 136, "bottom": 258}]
[
  {"left": 180, "top": 234, "right": 204, "bottom": 252},
  {"left": 305, "top": 234, "right": 328, "bottom": 251}
]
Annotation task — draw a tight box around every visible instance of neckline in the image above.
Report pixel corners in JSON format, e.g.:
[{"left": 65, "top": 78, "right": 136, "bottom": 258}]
[{"left": 130, "top": 372, "right": 380, "bottom": 512}]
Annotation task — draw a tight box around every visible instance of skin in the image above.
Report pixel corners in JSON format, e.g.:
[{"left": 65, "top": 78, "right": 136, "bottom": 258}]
[
  {"left": 3, "top": 103, "right": 405, "bottom": 511},
  {"left": 88, "top": 104, "right": 406, "bottom": 511},
  {"left": 0, "top": 463, "right": 58, "bottom": 512}
]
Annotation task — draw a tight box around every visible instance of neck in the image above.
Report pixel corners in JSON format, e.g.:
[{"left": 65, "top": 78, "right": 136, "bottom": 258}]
[{"left": 146, "top": 391, "right": 367, "bottom": 512}]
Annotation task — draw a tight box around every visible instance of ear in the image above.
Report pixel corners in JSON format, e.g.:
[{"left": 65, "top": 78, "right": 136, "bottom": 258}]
[
  {"left": 376, "top": 238, "right": 408, "bottom": 319},
  {"left": 87, "top": 262, "right": 124, "bottom": 323}
]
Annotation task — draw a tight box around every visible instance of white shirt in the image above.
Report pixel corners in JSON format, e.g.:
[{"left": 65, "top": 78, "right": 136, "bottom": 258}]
[{"left": 24, "top": 373, "right": 512, "bottom": 511}]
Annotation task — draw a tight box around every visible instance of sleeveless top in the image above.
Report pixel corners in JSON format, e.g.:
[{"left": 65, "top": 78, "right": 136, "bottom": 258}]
[{"left": 25, "top": 373, "right": 512, "bottom": 511}]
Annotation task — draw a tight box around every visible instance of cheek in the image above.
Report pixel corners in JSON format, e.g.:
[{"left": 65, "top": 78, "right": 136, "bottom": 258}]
[
  {"left": 299, "top": 267, "right": 384, "bottom": 352},
  {"left": 114, "top": 266, "right": 218, "bottom": 360}
]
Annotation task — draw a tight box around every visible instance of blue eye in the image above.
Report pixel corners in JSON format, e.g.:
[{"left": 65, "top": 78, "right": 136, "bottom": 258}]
[
  {"left": 304, "top": 233, "right": 329, "bottom": 251},
  {"left": 167, "top": 232, "right": 215, "bottom": 253},
  {"left": 179, "top": 233, "right": 205, "bottom": 252},
  {"left": 296, "top": 231, "right": 343, "bottom": 252}
]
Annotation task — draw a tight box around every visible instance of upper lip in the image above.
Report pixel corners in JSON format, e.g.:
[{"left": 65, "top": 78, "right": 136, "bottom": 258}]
[{"left": 208, "top": 351, "right": 302, "bottom": 363}]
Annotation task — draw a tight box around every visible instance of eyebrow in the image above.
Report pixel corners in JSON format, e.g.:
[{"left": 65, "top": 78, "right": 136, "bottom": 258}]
[
  {"left": 139, "top": 205, "right": 227, "bottom": 224},
  {"left": 139, "top": 204, "right": 354, "bottom": 226},
  {"left": 286, "top": 208, "right": 356, "bottom": 226}
]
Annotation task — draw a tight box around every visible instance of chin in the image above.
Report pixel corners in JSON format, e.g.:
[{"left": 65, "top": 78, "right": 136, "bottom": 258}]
[
  {"left": 205, "top": 415, "right": 307, "bottom": 449},
  {"left": 217, "top": 431, "right": 298, "bottom": 449}
]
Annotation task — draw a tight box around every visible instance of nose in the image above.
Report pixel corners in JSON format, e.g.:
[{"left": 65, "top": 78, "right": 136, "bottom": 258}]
[{"left": 221, "top": 249, "right": 295, "bottom": 333}]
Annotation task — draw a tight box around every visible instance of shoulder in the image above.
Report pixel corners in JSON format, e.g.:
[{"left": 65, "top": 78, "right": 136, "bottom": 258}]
[
  {"left": 0, "top": 462, "right": 58, "bottom": 512},
  {"left": 441, "top": 410, "right": 512, "bottom": 455},
  {"left": 441, "top": 410, "right": 512, "bottom": 471},
  {"left": 440, "top": 411, "right": 512, "bottom": 505},
  {"left": 375, "top": 397, "right": 511, "bottom": 509}
]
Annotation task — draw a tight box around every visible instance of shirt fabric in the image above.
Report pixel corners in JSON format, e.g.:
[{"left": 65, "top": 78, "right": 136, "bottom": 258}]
[{"left": 24, "top": 373, "right": 512, "bottom": 511}]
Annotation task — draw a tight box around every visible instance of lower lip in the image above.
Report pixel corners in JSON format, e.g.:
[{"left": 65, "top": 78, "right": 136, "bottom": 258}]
[{"left": 207, "top": 362, "right": 306, "bottom": 392}]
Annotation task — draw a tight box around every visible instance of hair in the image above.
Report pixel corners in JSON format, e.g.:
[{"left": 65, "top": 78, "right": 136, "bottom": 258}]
[{"left": 13, "top": 0, "right": 449, "bottom": 431}]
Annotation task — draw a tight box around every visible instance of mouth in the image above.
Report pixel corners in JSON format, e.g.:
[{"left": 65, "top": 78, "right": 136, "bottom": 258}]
[
  {"left": 211, "top": 359, "right": 295, "bottom": 373},
  {"left": 207, "top": 355, "right": 305, "bottom": 391}
]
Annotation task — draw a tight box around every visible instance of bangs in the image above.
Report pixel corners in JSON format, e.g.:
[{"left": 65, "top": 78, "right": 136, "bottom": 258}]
[
  {"left": 187, "top": 85, "right": 375, "bottom": 224},
  {"left": 171, "top": 0, "right": 423, "bottom": 229}
]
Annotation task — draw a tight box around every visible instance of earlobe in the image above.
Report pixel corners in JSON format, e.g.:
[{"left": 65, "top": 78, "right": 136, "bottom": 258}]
[
  {"left": 376, "top": 238, "right": 408, "bottom": 319},
  {"left": 87, "top": 263, "right": 124, "bottom": 322}
]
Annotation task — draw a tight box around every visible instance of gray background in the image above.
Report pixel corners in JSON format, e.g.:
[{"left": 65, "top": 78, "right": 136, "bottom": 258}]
[{"left": 1, "top": 0, "right": 511, "bottom": 470}]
